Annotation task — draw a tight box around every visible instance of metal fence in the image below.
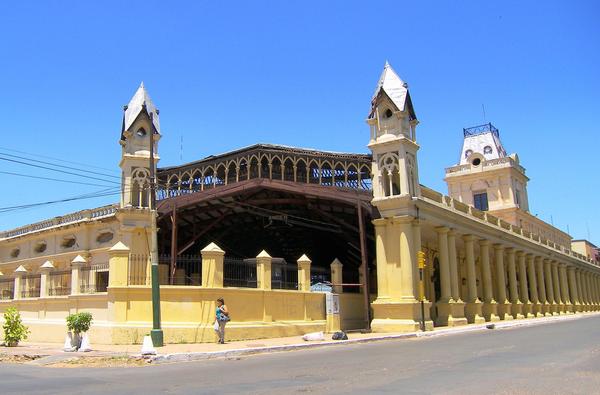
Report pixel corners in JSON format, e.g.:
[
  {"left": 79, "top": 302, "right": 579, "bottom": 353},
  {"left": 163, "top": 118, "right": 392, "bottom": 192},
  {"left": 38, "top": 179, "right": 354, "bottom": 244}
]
[
  {"left": 21, "top": 274, "right": 41, "bottom": 298},
  {"left": 224, "top": 257, "right": 257, "bottom": 288},
  {"left": 158, "top": 255, "right": 202, "bottom": 286},
  {"left": 129, "top": 254, "right": 149, "bottom": 285},
  {"left": 272, "top": 260, "right": 298, "bottom": 290},
  {"left": 80, "top": 263, "right": 109, "bottom": 293},
  {"left": 0, "top": 278, "right": 14, "bottom": 300},
  {"left": 48, "top": 270, "right": 71, "bottom": 296}
]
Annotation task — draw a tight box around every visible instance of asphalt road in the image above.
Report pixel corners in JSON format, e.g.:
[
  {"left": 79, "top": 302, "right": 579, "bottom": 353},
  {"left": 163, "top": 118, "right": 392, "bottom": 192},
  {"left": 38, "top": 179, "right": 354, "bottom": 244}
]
[{"left": 2, "top": 315, "right": 600, "bottom": 395}]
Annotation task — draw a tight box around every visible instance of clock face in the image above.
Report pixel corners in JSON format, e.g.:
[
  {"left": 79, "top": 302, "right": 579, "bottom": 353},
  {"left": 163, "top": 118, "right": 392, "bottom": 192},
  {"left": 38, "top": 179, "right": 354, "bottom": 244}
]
[{"left": 136, "top": 128, "right": 147, "bottom": 137}]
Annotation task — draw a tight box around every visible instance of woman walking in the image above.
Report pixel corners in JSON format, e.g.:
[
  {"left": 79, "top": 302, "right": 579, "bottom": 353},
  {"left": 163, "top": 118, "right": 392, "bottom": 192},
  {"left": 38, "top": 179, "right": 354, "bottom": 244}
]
[{"left": 214, "top": 298, "right": 230, "bottom": 344}]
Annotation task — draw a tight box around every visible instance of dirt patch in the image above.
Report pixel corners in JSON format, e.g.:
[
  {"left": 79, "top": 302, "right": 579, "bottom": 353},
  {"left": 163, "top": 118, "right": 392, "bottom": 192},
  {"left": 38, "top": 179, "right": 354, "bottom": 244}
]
[
  {"left": 0, "top": 353, "right": 44, "bottom": 363},
  {"left": 47, "top": 356, "right": 150, "bottom": 368}
]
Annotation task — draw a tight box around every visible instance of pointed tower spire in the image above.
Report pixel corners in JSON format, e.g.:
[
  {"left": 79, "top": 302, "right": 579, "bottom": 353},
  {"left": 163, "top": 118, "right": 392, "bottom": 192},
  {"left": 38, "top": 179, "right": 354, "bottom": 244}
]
[
  {"left": 370, "top": 62, "right": 415, "bottom": 120},
  {"left": 121, "top": 82, "right": 160, "bottom": 140}
]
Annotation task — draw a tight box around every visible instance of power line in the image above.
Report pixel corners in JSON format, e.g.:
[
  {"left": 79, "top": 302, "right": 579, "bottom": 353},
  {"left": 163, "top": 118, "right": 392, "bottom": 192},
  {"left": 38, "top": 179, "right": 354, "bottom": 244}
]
[
  {"left": 0, "top": 152, "right": 120, "bottom": 180},
  {"left": 0, "top": 170, "right": 120, "bottom": 188},
  {"left": 0, "top": 146, "right": 118, "bottom": 173},
  {"left": 0, "top": 156, "right": 119, "bottom": 186}
]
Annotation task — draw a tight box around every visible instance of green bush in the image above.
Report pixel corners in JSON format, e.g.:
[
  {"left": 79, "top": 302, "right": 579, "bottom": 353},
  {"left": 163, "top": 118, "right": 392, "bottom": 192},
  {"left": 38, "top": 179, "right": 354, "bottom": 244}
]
[
  {"left": 3, "top": 307, "right": 29, "bottom": 347},
  {"left": 66, "top": 312, "right": 93, "bottom": 334}
]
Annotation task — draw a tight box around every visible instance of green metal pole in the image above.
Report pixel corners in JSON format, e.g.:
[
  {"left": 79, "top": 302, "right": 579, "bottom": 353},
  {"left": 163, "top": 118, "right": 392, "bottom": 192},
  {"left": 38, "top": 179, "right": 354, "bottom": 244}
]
[{"left": 149, "top": 111, "right": 163, "bottom": 347}]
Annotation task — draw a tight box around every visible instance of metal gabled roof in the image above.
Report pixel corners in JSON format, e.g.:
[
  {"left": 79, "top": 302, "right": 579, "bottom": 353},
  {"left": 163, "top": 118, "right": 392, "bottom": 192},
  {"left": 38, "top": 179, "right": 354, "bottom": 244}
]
[
  {"left": 121, "top": 82, "right": 160, "bottom": 139},
  {"left": 370, "top": 61, "right": 416, "bottom": 120}
]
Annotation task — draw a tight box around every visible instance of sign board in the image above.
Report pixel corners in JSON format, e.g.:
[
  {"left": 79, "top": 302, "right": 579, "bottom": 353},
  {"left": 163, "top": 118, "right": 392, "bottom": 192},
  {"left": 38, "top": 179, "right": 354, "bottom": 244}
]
[{"left": 326, "top": 293, "right": 340, "bottom": 315}]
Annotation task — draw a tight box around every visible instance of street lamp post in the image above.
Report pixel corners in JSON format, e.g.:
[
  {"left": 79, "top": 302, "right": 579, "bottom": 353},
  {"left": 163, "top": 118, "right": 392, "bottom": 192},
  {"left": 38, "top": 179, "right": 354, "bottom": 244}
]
[{"left": 149, "top": 111, "right": 164, "bottom": 347}]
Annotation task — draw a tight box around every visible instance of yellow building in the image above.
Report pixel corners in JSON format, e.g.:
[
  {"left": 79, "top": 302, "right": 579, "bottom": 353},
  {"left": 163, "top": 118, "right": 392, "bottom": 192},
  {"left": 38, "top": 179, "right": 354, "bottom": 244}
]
[{"left": 1, "top": 64, "right": 599, "bottom": 344}]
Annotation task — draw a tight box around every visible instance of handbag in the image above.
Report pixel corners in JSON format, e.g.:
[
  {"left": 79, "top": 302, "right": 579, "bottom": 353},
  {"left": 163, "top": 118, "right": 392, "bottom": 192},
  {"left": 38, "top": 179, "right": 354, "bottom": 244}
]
[{"left": 213, "top": 320, "right": 219, "bottom": 331}]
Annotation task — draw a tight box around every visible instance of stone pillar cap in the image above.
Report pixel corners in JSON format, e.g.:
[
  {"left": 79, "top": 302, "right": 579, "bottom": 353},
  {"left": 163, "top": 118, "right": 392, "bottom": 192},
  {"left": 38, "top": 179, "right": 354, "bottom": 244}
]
[
  {"left": 297, "top": 254, "right": 312, "bottom": 264},
  {"left": 14, "top": 265, "right": 27, "bottom": 274},
  {"left": 256, "top": 250, "right": 271, "bottom": 259},
  {"left": 109, "top": 241, "right": 130, "bottom": 253},
  {"left": 40, "top": 260, "right": 55, "bottom": 270},
  {"left": 330, "top": 258, "right": 343, "bottom": 267},
  {"left": 201, "top": 242, "right": 225, "bottom": 254},
  {"left": 71, "top": 255, "right": 88, "bottom": 264}
]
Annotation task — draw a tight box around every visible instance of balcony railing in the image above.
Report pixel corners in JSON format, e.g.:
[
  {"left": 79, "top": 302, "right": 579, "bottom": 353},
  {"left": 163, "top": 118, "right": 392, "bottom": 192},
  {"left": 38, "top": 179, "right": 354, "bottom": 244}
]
[{"left": 463, "top": 123, "right": 499, "bottom": 138}]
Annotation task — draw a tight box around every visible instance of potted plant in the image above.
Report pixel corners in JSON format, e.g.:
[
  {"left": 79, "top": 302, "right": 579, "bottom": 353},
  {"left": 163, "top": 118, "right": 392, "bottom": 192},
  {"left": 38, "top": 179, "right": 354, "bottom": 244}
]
[
  {"left": 66, "top": 312, "right": 93, "bottom": 350},
  {"left": 2, "top": 307, "right": 30, "bottom": 347}
]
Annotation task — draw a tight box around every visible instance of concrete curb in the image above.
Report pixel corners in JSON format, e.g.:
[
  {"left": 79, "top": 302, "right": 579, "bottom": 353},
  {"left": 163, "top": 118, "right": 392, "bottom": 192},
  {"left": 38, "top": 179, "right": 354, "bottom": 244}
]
[{"left": 150, "top": 312, "right": 599, "bottom": 364}]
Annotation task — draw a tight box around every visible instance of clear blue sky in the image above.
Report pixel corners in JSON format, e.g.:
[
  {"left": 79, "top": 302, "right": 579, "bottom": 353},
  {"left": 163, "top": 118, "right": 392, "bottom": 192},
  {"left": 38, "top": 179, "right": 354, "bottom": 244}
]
[{"left": 0, "top": 1, "right": 598, "bottom": 242}]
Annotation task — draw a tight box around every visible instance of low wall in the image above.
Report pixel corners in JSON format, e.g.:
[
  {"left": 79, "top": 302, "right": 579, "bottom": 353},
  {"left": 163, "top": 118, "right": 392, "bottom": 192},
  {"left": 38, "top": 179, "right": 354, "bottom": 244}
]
[
  {"left": 0, "top": 294, "right": 111, "bottom": 344},
  {"left": 339, "top": 293, "right": 368, "bottom": 330},
  {"left": 0, "top": 287, "right": 327, "bottom": 344}
]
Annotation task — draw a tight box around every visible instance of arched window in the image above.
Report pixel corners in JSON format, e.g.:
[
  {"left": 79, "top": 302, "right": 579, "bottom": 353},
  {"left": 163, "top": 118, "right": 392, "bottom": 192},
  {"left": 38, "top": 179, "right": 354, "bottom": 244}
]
[
  {"left": 131, "top": 168, "right": 150, "bottom": 207},
  {"left": 379, "top": 153, "right": 400, "bottom": 196}
]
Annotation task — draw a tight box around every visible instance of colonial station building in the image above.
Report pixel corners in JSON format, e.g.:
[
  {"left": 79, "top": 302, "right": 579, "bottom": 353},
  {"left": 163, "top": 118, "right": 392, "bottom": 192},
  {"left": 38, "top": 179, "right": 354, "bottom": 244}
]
[{"left": 1, "top": 64, "right": 599, "bottom": 344}]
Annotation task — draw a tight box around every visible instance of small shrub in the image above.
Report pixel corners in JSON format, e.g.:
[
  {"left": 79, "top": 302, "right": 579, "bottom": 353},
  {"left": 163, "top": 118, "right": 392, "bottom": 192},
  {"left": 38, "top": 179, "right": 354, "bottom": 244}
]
[
  {"left": 66, "top": 312, "right": 93, "bottom": 334},
  {"left": 3, "top": 308, "right": 30, "bottom": 347}
]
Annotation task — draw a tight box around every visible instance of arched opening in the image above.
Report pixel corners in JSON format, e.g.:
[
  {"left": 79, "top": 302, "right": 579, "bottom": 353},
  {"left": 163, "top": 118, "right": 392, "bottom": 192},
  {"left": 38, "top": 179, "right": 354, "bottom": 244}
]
[
  {"left": 203, "top": 168, "right": 215, "bottom": 190},
  {"left": 321, "top": 162, "right": 333, "bottom": 186},
  {"left": 308, "top": 160, "right": 320, "bottom": 184},
  {"left": 249, "top": 157, "right": 259, "bottom": 179},
  {"left": 238, "top": 159, "right": 248, "bottom": 181},
  {"left": 296, "top": 160, "right": 307, "bottom": 183},
  {"left": 216, "top": 165, "right": 226, "bottom": 186},
  {"left": 271, "top": 157, "right": 282, "bottom": 180},
  {"left": 283, "top": 158, "right": 294, "bottom": 182},
  {"left": 334, "top": 163, "right": 346, "bottom": 188},
  {"left": 226, "top": 162, "right": 237, "bottom": 185},
  {"left": 260, "top": 156, "right": 270, "bottom": 178}
]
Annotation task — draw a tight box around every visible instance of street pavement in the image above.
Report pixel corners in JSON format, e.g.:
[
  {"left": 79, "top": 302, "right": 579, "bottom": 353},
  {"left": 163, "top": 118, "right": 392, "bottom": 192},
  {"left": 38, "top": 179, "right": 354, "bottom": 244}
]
[{"left": 1, "top": 315, "right": 599, "bottom": 395}]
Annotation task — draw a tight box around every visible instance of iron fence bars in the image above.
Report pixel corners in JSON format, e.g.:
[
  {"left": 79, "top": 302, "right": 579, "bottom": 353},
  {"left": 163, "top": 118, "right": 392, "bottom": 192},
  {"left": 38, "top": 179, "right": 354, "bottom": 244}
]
[
  {"left": 343, "top": 267, "right": 361, "bottom": 293},
  {"left": 463, "top": 122, "right": 499, "bottom": 138},
  {"left": 129, "top": 254, "right": 150, "bottom": 285},
  {"left": 80, "top": 263, "right": 109, "bottom": 293},
  {"left": 223, "top": 257, "right": 257, "bottom": 288},
  {"left": 21, "top": 274, "right": 41, "bottom": 298},
  {"left": 48, "top": 270, "right": 72, "bottom": 296},
  {"left": 158, "top": 254, "right": 202, "bottom": 286},
  {"left": 271, "top": 259, "right": 298, "bottom": 290},
  {"left": 0, "top": 278, "right": 14, "bottom": 300}
]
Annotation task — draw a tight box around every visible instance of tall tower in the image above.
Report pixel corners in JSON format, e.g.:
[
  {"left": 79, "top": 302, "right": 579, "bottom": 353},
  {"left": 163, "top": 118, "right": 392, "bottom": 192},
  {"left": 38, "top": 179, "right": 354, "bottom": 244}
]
[
  {"left": 368, "top": 61, "right": 420, "bottom": 213},
  {"left": 445, "top": 123, "right": 571, "bottom": 248},
  {"left": 120, "top": 82, "right": 161, "bottom": 209},
  {"left": 444, "top": 123, "right": 529, "bottom": 213},
  {"left": 117, "top": 83, "right": 161, "bottom": 255},
  {"left": 367, "top": 62, "right": 433, "bottom": 332}
]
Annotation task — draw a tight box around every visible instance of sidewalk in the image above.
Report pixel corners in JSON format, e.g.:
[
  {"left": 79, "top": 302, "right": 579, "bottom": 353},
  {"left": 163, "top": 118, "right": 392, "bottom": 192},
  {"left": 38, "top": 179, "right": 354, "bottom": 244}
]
[{"left": 2, "top": 312, "right": 598, "bottom": 365}]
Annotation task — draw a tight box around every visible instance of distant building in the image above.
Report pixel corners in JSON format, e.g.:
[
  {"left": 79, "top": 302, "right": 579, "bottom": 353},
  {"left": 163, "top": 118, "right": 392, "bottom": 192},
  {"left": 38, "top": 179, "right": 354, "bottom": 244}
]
[{"left": 571, "top": 240, "right": 600, "bottom": 264}]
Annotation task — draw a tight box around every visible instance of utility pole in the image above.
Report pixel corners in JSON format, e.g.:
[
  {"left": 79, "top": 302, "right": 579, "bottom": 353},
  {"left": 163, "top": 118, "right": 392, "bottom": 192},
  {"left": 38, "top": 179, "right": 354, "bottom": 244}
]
[
  {"left": 149, "top": 110, "right": 164, "bottom": 347},
  {"left": 418, "top": 250, "right": 426, "bottom": 332}
]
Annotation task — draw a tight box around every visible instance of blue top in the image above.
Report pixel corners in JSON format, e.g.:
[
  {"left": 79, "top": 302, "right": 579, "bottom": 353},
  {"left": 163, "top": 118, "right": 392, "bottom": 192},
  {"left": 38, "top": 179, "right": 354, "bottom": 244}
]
[{"left": 216, "top": 307, "right": 224, "bottom": 321}]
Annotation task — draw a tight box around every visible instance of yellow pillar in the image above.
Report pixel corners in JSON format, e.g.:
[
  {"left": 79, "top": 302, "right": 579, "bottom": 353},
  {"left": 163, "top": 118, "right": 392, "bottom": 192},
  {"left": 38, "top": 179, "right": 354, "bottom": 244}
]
[
  {"left": 201, "top": 242, "right": 225, "bottom": 288},
  {"left": 330, "top": 258, "right": 343, "bottom": 294},
  {"left": 371, "top": 216, "right": 433, "bottom": 332},
  {"left": 435, "top": 228, "right": 466, "bottom": 327},
  {"left": 517, "top": 251, "right": 533, "bottom": 318},
  {"left": 448, "top": 230, "right": 461, "bottom": 303},
  {"left": 494, "top": 244, "right": 512, "bottom": 320},
  {"left": 544, "top": 259, "right": 558, "bottom": 315},
  {"left": 559, "top": 264, "right": 572, "bottom": 313},
  {"left": 463, "top": 235, "right": 484, "bottom": 324},
  {"left": 39, "top": 260, "right": 54, "bottom": 298},
  {"left": 576, "top": 269, "right": 586, "bottom": 312},
  {"left": 397, "top": 217, "right": 418, "bottom": 301},
  {"left": 297, "top": 254, "right": 311, "bottom": 292},
  {"left": 256, "top": 250, "right": 272, "bottom": 290},
  {"left": 108, "top": 242, "right": 130, "bottom": 287},
  {"left": 535, "top": 256, "right": 550, "bottom": 316},
  {"left": 567, "top": 266, "right": 579, "bottom": 312},
  {"left": 526, "top": 254, "right": 541, "bottom": 317},
  {"left": 70, "top": 255, "right": 87, "bottom": 296},
  {"left": 13, "top": 266, "right": 27, "bottom": 300},
  {"left": 586, "top": 272, "right": 595, "bottom": 311},
  {"left": 507, "top": 248, "right": 523, "bottom": 319},
  {"left": 551, "top": 261, "right": 564, "bottom": 314},
  {"left": 480, "top": 240, "right": 499, "bottom": 322}
]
